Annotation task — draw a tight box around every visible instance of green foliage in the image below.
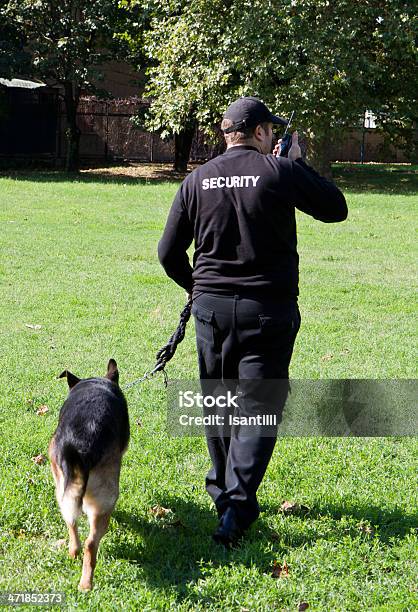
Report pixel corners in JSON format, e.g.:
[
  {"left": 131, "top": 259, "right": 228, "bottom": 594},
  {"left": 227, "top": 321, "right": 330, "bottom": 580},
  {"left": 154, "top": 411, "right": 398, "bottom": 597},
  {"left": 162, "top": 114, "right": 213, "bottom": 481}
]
[
  {"left": 116, "top": 0, "right": 159, "bottom": 71},
  {"left": 140, "top": 0, "right": 417, "bottom": 156},
  {"left": 3, "top": 0, "right": 126, "bottom": 92},
  {"left": 0, "top": 10, "right": 30, "bottom": 78}
]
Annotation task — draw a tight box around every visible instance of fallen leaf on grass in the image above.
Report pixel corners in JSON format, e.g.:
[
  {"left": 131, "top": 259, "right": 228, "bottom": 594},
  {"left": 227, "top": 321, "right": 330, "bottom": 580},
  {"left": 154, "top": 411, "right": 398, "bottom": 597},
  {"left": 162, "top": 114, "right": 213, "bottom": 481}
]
[
  {"left": 321, "top": 353, "right": 333, "bottom": 361},
  {"left": 298, "top": 603, "right": 309, "bottom": 611},
  {"left": 36, "top": 405, "right": 49, "bottom": 416},
  {"left": 32, "top": 454, "right": 46, "bottom": 465},
  {"left": 280, "top": 501, "right": 310, "bottom": 516},
  {"left": 271, "top": 559, "right": 289, "bottom": 578},
  {"left": 25, "top": 324, "right": 42, "bottom": 330},
  {"left": 149, "top": 505, "right": 172, "bottom": 519},
  {"left": 280, "top": 500, "right": 297, "bottom": 514},
  {"left": 357, "top": 521, "right": 375, "bottom": 536},
  {"left": 136, "top": 418, "right": 142, "bottom": 427}
]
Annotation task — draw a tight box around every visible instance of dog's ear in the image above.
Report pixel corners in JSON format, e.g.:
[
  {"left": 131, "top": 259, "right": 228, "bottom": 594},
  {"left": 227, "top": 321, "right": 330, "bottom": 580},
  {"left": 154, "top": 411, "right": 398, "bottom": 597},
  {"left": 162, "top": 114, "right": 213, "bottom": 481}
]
[
  {"left": 58, "top": 370, "right": 80, "bottom": 389},
  {"left": 106, "top": 359, "right": 119, "bottom": 384}
]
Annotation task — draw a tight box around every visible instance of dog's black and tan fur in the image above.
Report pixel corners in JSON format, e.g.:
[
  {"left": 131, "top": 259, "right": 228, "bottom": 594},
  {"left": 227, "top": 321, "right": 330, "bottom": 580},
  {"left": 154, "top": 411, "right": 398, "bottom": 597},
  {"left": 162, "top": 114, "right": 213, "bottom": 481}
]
[{"left": 49, "top": 359, "right": 129, "bottom": 591}]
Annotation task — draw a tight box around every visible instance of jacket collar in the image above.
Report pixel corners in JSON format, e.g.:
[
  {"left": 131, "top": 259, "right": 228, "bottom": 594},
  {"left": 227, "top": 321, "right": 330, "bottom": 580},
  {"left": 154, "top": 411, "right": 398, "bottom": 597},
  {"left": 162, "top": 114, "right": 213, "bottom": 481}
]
[{"left": 224, "top": 145, "right": 260, "bottom": 154}]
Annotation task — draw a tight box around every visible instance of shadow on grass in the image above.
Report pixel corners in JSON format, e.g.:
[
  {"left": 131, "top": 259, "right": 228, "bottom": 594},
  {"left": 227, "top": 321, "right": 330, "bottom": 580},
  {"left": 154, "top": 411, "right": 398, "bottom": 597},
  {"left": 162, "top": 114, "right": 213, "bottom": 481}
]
[
  {"left": 332, "top": 163, "right": 418, "bottom": 195},
  {"left": 111, "top": 496, "right": 287, "bottom": 598},
  {"left": 261, "top": 499, "right": 417, "bottom": 544},
  {"left": 0, "top": 163, "right": 416, "bottom": 194},
  {"left": 110, "top": 493, "right": 416, "bottom": 600},
  {"left": 111, "top": 500, "right": 231, "bottom": 598}
]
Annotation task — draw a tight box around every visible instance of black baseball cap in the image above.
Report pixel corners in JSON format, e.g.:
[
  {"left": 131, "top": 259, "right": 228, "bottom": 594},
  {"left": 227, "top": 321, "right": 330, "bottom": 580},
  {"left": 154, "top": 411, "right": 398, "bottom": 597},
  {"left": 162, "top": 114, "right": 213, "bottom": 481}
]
[{"left": 222, "top": 96, "right": 287, "bottom": 133}]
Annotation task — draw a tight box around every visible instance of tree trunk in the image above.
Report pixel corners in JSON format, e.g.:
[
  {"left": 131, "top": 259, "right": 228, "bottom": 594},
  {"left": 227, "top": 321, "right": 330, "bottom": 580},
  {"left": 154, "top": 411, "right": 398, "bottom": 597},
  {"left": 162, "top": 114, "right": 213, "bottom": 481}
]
[
  {"left": 63, "top": 82, "right": 81, "bottom": 173},
  {"left": 173, "top": 123, "right": 196, "bottom": 172},
  {"left": 306, "top": 126, "right": 333, "bottom": 178}
]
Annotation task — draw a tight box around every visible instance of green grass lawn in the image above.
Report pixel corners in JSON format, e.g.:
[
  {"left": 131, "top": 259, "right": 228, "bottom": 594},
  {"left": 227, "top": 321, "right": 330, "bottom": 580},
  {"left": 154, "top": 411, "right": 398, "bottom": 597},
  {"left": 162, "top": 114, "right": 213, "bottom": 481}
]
[{"left": 0, "top": 164, "right": 416, "bottom": 611}]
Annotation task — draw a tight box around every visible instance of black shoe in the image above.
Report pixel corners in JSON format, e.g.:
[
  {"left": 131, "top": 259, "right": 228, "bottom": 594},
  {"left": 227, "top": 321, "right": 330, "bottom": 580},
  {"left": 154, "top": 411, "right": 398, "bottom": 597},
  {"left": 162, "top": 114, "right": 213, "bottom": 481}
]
[{"left": 212, "top": 506, "right": 244, "bottom": 549}]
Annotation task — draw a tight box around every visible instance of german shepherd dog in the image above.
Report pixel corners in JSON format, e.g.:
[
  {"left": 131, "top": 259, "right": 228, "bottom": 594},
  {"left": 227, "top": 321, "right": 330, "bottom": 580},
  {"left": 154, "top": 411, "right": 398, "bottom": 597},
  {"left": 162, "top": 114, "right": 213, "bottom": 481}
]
[{"left": 48, "top": 359, "right": 129, "bottom": 591}]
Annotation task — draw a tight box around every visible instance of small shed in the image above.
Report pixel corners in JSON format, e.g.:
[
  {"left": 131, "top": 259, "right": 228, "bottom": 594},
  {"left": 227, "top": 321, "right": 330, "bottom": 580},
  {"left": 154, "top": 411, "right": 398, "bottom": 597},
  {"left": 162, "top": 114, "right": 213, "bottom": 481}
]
[{"left": 0, "top": 78, "right": 59, "bottom": 160}]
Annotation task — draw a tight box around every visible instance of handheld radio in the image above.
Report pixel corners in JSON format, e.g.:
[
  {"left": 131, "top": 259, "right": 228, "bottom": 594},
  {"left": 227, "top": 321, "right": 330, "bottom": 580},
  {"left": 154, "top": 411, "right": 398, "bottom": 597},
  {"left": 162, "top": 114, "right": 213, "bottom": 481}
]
[{"left": 278, "top": 111, "right": 295, "bottom": 157}]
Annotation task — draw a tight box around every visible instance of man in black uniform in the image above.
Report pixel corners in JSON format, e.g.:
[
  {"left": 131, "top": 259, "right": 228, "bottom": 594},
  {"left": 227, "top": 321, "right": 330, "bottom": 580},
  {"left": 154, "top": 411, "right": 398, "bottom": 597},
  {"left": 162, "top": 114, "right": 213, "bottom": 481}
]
[{"left": 158, "top": 97, "right": 347, "bottom": 547}]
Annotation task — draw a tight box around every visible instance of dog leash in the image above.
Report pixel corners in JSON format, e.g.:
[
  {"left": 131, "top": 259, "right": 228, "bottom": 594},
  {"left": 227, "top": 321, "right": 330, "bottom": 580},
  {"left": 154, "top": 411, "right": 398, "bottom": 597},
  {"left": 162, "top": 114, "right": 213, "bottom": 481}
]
[{"left": 124, "top": 296, "right": 194, "bottom": 391}]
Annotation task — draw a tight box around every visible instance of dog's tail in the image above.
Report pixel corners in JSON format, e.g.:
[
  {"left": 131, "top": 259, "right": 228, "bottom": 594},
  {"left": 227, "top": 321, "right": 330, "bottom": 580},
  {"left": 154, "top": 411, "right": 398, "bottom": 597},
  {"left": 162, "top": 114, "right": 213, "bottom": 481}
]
[{"left": 61, "top": 443, "right": 90, "bottom": 498}]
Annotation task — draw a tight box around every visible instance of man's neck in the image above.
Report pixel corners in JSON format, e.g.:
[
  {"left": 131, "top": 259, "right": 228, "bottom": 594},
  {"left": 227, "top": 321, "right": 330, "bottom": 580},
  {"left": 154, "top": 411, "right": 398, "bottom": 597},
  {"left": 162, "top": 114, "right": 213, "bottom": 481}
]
[{"left": 227, "top": 141, "right": 263, "bottom": 154}]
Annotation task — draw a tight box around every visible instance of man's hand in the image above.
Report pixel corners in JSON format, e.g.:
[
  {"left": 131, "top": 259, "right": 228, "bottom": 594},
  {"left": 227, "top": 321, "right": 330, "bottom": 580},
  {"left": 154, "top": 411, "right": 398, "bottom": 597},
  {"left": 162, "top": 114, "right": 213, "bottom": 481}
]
[
  {"left": 288, "top": 131, "right": 302, "bottom": 161},
  {"left": 273, "top": 131, "right": 302, "bottom": 161}
]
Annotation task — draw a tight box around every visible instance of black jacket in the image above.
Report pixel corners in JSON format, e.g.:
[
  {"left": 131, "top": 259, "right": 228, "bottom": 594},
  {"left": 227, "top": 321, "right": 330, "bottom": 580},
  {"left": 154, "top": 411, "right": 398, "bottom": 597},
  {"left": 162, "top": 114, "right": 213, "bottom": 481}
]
[{"left": 158, "top": 145, "right": 347, "bottom": 298}]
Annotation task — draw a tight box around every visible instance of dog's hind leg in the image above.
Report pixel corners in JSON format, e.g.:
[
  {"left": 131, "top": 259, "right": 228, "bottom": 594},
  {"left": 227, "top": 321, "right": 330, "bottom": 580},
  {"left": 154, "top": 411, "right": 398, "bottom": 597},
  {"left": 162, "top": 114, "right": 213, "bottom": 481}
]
[
  {"left": 60, "top": 483, "right": 83, "bottom": 558},
  {"left": 49, "top": 440, "right": 82, "bottom": 558},
  {"left": 67, "top": 523, "right": 81, "bottom": 559},
  {"left": 78, "top": 510, "right": 111, "bottom": 592},
  {"left": 78, "top": 457, "right": 121, "bottom": 591}
]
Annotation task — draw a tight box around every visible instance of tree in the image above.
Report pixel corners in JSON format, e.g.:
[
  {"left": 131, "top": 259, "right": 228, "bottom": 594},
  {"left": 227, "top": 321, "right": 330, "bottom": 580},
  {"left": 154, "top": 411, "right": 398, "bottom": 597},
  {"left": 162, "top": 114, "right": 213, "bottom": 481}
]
[
  {"left": 120, "top": 0, "right": 198, "bottom": 172},
  {"left": 362, "top": 1, "right": 418, "bottom": 158},
  {"left": 4, "top": 0, "right": 129, "bottom": 171},
  {"left": 143, "top": 0, "right": 235, "bottom": 171},
  {"left": 143, "top": 0, "right": 417, "bottom": 174},
  {"left": 0, "top": 9, "right": 30, "bottom": 78}
]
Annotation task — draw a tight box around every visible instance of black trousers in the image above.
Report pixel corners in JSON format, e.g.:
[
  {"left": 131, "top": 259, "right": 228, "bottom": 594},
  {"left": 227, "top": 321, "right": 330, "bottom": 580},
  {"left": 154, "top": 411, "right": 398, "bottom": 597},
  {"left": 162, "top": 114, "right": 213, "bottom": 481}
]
[{"left": 192, "top": 292, "right": 301, "bottom": 529}]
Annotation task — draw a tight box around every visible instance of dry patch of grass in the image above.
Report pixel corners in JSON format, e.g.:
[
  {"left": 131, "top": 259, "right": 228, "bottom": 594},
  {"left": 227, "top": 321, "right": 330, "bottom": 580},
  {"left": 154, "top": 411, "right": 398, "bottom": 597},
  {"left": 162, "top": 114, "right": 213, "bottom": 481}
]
[{"left": 79, "top": 162, "right": 200, "bottom": 182}]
